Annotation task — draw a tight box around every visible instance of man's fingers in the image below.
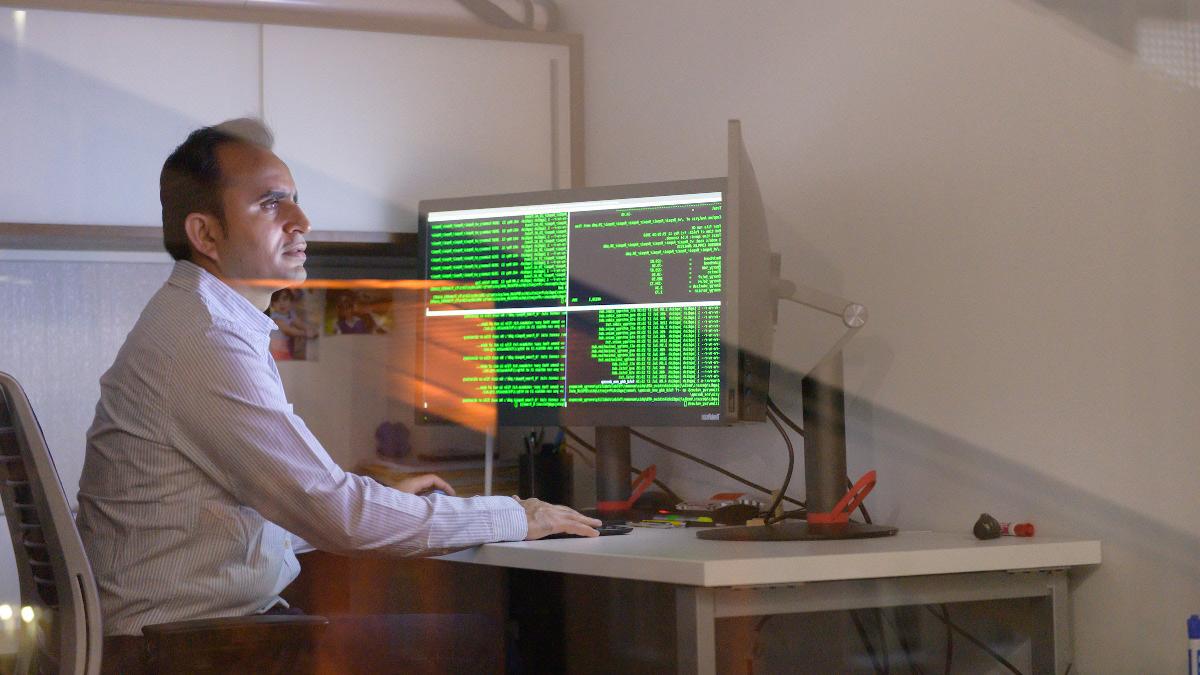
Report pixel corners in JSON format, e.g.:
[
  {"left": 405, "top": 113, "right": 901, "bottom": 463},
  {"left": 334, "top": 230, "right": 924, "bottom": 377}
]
[
  {"left": 518, "top": 498, "right": 607, "bottom": 539},
  {"left": 565, "top": 522, "right": 600, "bottom": 537},
  {"left": 429, "top": 475, "right": 456, "bottom": 496},
  {"left": 548, "top": 504, "right": 601, "bottom": 526}
]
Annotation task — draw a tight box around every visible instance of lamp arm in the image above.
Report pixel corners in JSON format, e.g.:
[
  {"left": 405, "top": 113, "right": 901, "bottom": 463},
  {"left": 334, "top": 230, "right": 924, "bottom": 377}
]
[
  {"left": 775, "top": 278, "right": 868, "bottom": 375},
  {"left": 774, "top": 278, "right": 867, "bottom": 329}
]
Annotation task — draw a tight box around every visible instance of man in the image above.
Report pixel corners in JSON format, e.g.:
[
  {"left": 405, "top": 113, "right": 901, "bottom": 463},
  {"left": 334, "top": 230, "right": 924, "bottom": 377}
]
[{"left": 76, "top": 118, "right": 600, "bottom": 671}]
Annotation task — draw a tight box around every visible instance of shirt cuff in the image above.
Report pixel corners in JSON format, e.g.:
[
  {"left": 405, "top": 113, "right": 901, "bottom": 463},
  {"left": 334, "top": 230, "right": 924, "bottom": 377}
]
[{"left": 481, "top": 496, "right": 528, "bottom": 541}]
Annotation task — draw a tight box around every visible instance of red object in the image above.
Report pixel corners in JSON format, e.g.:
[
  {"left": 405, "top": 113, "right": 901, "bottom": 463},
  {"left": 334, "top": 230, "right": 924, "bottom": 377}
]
[
  {"left": 806, "top": 470, "right": 877, "bottom": 525},
  {"left": 596, "top": 465, "right": 656, "bottom": 512},
  {"left": 1001, "top": 521, "right": 1036, "bottom": 537},
  {"left": 709, "top": 492, "right": 746, "bottom": 501}
]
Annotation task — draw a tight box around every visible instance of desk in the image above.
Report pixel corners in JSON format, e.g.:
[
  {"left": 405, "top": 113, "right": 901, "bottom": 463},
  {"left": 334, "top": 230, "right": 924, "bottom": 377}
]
[{"left": 440, "top": 528, "right": 1100, "bottom": 674}]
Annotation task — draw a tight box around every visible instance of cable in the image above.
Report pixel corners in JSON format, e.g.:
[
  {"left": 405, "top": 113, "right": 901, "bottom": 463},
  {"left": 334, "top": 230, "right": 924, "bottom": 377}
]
[
  {"left": 561, "top": 442, "right": 594, "bottom": 467},
  {"left": 766, "top": 397, "right": 803, "bottom": 436},
  {"left": 886, "top": 608, "right": 924, "bottom": 675},
  {"left": 941, "top": 604, "right": 953, "bottom": 675},
  {"left": 762, "top": 409, "right": 794, "bottom": 524},
  {"left": 875, "top": 608, "right": 892, "bottom": 674},
  {"left": 626, "top": 428, "right": 806, "bottom": 509},
  {"left": 926, "top": 605, "right": 1023, "bottom": 675},
  {"left": 560, "top": 428, "right": 684, "bottom": 503},
  {"left": 747, "top": 615, "right": 772, "bottom": 675},
  {"left": 851, "top": 610, "right": 885, "bottom": 675},
  {"left": 769, "top": 396, "right": 874, "bottom": 524}
]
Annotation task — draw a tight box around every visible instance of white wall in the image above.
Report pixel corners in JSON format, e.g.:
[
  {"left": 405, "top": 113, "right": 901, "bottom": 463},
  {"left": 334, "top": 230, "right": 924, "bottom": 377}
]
[{"left": 558, "top": 0, "right": 1200, "bottom": 671}]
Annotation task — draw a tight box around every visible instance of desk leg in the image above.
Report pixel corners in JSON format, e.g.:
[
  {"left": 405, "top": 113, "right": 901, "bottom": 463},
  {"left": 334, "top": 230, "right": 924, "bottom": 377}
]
[
  {"left": 675, "top": 586, "right": 716, "bottom": 675},
  {"left": 1030, "top": 571, "right": 1071, "bottom": 675}
]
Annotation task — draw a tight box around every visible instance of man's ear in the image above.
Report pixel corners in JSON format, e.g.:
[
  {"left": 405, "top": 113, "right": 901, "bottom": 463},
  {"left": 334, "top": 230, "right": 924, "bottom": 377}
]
[{"left": 184, "top": 213, "right": 222, "bottom": 263}]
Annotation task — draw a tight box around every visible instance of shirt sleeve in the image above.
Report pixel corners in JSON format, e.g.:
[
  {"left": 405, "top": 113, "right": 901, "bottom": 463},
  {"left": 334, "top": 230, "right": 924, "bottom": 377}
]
[
  {"left": 289, "top": 533, "right": 316, "bottom": 555},
  {"left": 166, "top": 323, "right": 527, "bottom": 556}
]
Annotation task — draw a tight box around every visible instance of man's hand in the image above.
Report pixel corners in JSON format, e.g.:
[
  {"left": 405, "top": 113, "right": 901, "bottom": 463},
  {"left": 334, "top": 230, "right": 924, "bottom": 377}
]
[
  {"left": 518, "top": 498, "right": 602, "bottom": 539},
  {"left": 395, "top": 473, "right": 456, "bottom": 496}
]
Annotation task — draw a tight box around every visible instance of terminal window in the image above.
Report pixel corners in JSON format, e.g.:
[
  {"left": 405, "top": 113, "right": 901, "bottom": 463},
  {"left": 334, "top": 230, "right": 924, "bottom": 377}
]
[{"left": 422, "top": 191, "right": 726, "bottom": 421}]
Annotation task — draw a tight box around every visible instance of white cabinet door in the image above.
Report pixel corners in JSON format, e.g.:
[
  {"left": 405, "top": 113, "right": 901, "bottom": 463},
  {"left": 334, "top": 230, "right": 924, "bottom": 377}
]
[
  {"left": 0, "top": 8, "right": 261, "bottom": 226},
  {"left": 263, "top": 25, "right": 571, "bottom": 233}
]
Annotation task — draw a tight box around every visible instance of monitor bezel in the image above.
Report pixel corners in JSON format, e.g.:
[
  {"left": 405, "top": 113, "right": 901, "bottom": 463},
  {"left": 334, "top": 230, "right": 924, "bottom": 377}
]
[{"left": 416, "top": 176, "right": 740, "bottom": 427}]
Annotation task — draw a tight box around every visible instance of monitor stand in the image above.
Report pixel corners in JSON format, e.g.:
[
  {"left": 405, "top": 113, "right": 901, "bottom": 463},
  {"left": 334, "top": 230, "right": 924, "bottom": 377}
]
[
  {"left": 582, "top": 426, "right": 656, "bottom": 521},
  {"left": 594, "top": 426, "right": 632, "bottom": 504},
  {"left": 699, "top": 351, "right": 898, "bottom": 541}
]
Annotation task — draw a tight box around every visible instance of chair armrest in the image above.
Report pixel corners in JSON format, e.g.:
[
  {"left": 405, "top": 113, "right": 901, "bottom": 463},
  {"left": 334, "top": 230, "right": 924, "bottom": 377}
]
[{"left": 142, "top": 614, "right": 328, "bottom": 674}]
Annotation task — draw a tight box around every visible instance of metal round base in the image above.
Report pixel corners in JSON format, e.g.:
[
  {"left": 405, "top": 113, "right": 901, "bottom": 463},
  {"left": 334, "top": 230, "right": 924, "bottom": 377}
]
[{"left": 696, "top": 521, "right": 898, "bottom": 541}]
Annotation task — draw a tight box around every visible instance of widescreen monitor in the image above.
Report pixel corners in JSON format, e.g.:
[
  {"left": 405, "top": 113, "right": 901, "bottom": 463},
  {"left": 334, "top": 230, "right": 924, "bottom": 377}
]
[
  {"left": 417, "top": 178, "right": 746, "bottom": 428},
  {"left": 416, "top": 121, "right": 778, "bottom": 508}
]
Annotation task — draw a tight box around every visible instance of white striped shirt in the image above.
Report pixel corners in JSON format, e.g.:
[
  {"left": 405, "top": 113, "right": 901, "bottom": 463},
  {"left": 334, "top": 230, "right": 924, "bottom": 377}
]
[{"left": 76, "top": 261, "right": 526, "bottom": 636}]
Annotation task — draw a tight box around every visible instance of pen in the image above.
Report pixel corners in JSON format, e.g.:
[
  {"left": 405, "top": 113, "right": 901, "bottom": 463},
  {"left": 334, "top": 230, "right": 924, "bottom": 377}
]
[{"left": 524, "top": 432, "right": 537, "bottom": 498}]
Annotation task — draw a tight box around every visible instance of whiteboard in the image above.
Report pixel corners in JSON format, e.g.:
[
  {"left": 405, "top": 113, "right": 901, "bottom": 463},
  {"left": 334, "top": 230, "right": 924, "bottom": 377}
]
[{"left": 264, "top": 24, "right": 573, "bottom": 232}]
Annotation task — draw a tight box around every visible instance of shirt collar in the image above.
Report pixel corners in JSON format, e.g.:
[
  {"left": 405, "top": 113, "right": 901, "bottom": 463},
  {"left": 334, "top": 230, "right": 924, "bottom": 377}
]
[{"left": 168, "top": 260, "right": 279, "bottom": 335}]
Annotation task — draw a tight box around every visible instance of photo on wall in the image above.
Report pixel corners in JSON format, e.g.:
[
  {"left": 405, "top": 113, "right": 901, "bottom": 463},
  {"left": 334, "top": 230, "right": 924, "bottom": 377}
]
[
  {"left": 324, "top": 288, "right": 393, "bottom": 336},
  {"left": 267, "top": 288, "right": 323, "bottom": 362}
]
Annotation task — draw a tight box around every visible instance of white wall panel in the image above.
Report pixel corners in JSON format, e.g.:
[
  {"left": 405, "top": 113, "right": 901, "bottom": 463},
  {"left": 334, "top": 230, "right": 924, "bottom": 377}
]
[
  {"left": 263, "top": 25, "right": 571, "bottom": 232},
  {"left": 0, "top": 7, "right": 261, "bottom": 226},
  {"left": 557, "top": 0, "right": 1200, "bottom": 671}
]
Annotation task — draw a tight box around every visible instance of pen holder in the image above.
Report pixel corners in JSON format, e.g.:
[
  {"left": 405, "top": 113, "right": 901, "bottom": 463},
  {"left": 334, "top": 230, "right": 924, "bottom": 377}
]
[{"left": 519, "top": 446, "right": 573, "bottom": 506}]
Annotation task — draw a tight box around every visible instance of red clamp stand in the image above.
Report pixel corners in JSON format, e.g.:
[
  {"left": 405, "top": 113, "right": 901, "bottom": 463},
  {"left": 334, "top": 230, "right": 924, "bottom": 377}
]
[
  {"left": 595, "top": 465, "right": 656, "bottom": 514},
  {"left": 806, "top": 470, "right": 877, "bottom": 525}
]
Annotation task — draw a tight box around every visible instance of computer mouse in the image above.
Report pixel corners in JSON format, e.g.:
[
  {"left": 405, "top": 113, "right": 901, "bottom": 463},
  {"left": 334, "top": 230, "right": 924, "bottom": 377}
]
[
  {"left": 711, "top": 503, "right": 760, "bottom": 526},
  {"left": 541, "top": 524, "right": 633, "bottom": 539}
]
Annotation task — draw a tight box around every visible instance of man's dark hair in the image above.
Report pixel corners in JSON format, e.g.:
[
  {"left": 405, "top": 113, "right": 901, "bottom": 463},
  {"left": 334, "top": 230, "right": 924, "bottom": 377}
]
[{"left": 160, "top": 118, "right": 275, "bottom": 261}]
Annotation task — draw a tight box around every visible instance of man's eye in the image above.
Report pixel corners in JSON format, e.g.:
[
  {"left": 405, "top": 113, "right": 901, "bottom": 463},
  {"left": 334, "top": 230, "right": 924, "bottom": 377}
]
[{"left": 263, "top": 200, "right": 279, "bottom": 210}]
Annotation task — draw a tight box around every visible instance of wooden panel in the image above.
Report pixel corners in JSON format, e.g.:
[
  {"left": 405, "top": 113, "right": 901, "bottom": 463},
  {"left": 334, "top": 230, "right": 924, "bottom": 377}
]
[{"left": 283, "top": 551, "right": 507, "bottom": 616}]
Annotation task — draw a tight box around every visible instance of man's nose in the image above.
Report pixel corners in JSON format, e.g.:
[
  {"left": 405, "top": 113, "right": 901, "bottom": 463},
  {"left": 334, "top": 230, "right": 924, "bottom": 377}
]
[{"left": 286, "top": 202, "right": 311, "bottom": 234}]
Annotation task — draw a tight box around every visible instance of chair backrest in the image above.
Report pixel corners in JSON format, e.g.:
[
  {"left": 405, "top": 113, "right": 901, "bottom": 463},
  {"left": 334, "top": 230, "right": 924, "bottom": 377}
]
[{"left": 0, "top": 372, "right": 102, "bottom": 675}]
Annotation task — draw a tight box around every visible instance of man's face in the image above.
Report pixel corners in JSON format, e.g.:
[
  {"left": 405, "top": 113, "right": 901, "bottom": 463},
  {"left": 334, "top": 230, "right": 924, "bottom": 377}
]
[{"left": 210, "top": 142, "right": 310, "bottom": 293}]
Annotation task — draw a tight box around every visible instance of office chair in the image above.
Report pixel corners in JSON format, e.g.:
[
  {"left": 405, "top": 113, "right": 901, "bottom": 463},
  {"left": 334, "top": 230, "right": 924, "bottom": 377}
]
[{"left": 0, "top": 372, "right": 327, "bottom": 674}]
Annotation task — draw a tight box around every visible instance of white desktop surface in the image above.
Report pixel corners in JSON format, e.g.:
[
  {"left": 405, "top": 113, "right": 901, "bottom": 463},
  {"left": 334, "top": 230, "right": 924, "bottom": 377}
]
[{"left": 440, "top": 528, "right": 1101, "bottom": 587}]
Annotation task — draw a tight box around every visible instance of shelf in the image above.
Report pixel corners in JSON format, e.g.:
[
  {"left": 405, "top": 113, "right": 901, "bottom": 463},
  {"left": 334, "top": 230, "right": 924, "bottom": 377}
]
[{"left": 0, "top": 223, "right": 419, "bottom": 279}]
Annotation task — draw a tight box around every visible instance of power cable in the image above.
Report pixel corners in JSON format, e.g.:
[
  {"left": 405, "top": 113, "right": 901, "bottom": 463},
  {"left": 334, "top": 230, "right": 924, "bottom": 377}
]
[
  {"left": 767, "top": 396, "right": 873, "bottom": 524},
  {"left": 762, "top": 408, "right": 794, "bottom": 524},
  {"left": 560, "top": 427, "right": 683, "bottom": 503},
  {"left": 926, "top": 605, "right": 1023, "bottom": 675},
  {"left": 627, "top": 428, "right": 805, "bottom": 509},
  {"left": 886, "top": 608, "right": 924, "bottom": 675},
  {"left": 851, "top": 610, "right": 885, "bottom": 674}
]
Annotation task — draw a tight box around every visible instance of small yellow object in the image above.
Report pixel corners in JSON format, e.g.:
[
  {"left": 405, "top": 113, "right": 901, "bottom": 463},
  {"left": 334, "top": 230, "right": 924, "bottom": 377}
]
[
  {"left": 20, "top": 606, "right": 33, "bottom": 624},
  {"left": 0, "top": 605, "right": 12, "bottom": 620}
]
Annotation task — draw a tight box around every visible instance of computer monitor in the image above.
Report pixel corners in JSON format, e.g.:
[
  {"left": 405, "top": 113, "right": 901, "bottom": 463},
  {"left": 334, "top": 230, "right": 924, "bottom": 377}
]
[
  {"left": 417, "top": 121, "right": 891, "bottom": 539},
  {"left": 416, "top": 120, "right": 772, "bottom": 497},
  {"left": 418, "top": 178, "right": 733, "bottom": 425}
]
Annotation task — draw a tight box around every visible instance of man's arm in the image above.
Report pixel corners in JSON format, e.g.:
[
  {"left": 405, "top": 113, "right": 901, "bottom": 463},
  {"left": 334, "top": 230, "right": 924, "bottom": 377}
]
[
  {"left": 289, "top": 533, "right": 316, "bottom": 555},
  {"left": 168, "top": 325, "right": 530, "bottom": 555}
]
